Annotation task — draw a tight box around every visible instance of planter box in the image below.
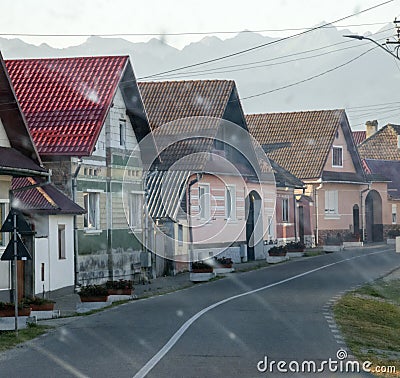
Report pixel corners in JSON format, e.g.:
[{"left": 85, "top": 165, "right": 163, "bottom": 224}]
[
  {"left": 343, "top": 241, "right": 363, "bottom": 248},
  {"left": 214, "top": 267, "right": 234, "bottom": 275},
  {"left": 190, "top": 272, "right": 215, "bottom": 282},
  {"left": 0, "top": 307, "right": 31, "bottom": 317},
  {"left": 267, "top": 255, "right": 289, "bottom": 264},
  {"left": 107, "top": 289, "right": 133, "bottom": 296},
  {"left": 79, "top": 296, "right": 108, "bottom": 302},
  {"left": 323, "top": 245, "right": 343, "bottom": 253},
  {"left": 30, "top": 303, "right": 55, "bottom": 311}
]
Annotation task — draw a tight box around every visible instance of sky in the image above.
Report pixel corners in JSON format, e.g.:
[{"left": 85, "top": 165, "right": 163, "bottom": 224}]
[{"left": 2, "top": 0, "right": 400, "bottom": 49}]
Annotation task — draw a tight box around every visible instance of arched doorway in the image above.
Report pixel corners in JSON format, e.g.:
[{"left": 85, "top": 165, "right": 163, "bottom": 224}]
[
  {"left": 246, "top": 191, "right": 263, "bottom": 261},
  {"left": 365, "top": 190, "right": 383, "bottom": 242}
]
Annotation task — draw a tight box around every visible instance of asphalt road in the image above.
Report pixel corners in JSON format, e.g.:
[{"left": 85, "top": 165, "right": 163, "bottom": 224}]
[{"left": 1, "top": 244, "right": 399, "bottom": 378}]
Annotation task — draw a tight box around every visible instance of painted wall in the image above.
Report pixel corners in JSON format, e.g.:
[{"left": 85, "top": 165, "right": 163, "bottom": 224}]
[
  {"left": 34, "top": 215, "right": 75, "bottom": 294},
  {"left": 275, "top": 188, "right": 296, "bottom": 243},
  {"left": 0, "top": 177, "right": 11, "bottom": 298}
]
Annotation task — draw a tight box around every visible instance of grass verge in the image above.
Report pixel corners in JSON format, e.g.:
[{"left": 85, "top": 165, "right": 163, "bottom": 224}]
[
  {"left": 0, "top": 324, "right": 49, "bottom": 352},
  {"left": 334, "top": 278, "right": 400, "bottom": 377}
]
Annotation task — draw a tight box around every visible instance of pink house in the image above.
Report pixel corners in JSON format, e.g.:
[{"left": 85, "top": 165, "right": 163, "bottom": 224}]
[
  {"left": 246, "top": 110, "right": 367, "bottom": 245},
  {"left": 139, "top": 80, "right": 276, "bottom": 271}
]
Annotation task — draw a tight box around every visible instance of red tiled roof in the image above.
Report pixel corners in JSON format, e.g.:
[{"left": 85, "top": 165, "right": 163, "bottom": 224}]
[
  {"left": 246, "top": 110, "right": 346, "bottom": 179},
  {"left": 6, "top": 56, "right": 129, "bottom": 156},
  {"left": 12, "top": 177, "right": 85, "bottom": 214},
  {"left": 352, "top": 131, "right": 366, "bottom": 145}
]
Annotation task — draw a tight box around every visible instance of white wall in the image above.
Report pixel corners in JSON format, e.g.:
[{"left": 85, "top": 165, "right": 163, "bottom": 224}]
[
  {"left": 34, "top": 214, "right": 75, "bottom": 294},
  {"left": 0, "top": 119, "right": 11, "bottom": 148}
]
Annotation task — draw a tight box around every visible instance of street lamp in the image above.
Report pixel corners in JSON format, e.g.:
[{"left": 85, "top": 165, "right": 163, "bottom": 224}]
[{"left": 343, "top": 34, "right": 400, "bottom": 61}]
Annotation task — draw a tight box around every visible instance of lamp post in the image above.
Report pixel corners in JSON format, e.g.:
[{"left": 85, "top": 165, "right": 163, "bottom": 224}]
[{"left": 343, "top": 34, "right": 400, "bottom": 61}]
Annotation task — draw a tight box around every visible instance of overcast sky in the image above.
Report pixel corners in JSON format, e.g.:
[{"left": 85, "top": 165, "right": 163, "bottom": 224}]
[{"left": 2, "top": 0, "right": 399, "bottom": 49}]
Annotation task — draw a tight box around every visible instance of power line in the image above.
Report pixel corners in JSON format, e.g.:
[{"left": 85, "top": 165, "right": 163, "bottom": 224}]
[
  {"left": 238, "top": 47, "right": 377, "bottom": 101},
  {"left": 0, "top": 22, "right": 391, "bottom": 38},
  {"left": 137, "top": 0, "right": 394, "bottom": 80}
]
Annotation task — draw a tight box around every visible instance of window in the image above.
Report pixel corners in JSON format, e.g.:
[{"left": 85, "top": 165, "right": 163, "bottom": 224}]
[
  {"left": 397, "top": 136, "right": 400, "bottom": 149},
  {"left": 119, "top": 120, "right": 126, "bottom": 147},
  {"left": 83, "top": 192, "right": 100, "bottom": 229},
  {"left": 332, "top": 146, "right": 343, "bottom": 167},
  {"left": 129, "top": 193, "right": 142, "bottom": 230},
  {"left": 282, "top": 198, "right": 289, "bottom": 222},
  {"left": 198, "top": 185, "right": 210, "bottom": 219},
  {"left": 178, "top": 224, "right": 183, "bottom": 246},
  {"left": 225, "top": 185, "right": 236, "bottom": 220},
  {"left": 392, "top": 204, "right": 397, "bottom": 224},
  {"left": 58, "top": 225, "right": 66, "bottom": 259},
  {"left": 0, "top": 202, "right": 7, "bottom": 247},
  {"left": 325, "top": 190, "right": 339, "bottom": 216}
]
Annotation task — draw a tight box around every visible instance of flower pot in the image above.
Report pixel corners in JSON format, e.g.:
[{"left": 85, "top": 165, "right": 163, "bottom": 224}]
[
  {"left": 30, "top": 303, "right": 55, "bottom": 311},
  {"left": 79, "top": 295, "right": 108, "bottom": 302}
]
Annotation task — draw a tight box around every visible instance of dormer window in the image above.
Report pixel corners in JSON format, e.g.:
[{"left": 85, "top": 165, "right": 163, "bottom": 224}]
[{"left": 332, "top": 146, "right": 343, "bottom": 167}]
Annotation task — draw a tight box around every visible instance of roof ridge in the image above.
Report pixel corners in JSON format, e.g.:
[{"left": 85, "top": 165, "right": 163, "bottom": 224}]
[
  {"left": 139, "top": 79, "right": 235, "bottom": 85},
  {"left": 246, "top": 109, "right": 345, "bottom": 117},
  {"left": 6, "top": 55, "right": 129, "bottom": 63}
]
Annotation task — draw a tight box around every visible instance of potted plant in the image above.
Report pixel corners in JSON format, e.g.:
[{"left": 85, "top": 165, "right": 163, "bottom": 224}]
[
  {"left": 0, "top": 302, "right": 31, "bottom": 317},
  {"left": 267, "top": 245, "right": 289, "bottom": 263},
  {"left": 214, "top": 256, "right": 234, "bottom": 275},
  {"left": 22, "top": 297, "right": 55, "bottom": 311},
  {"left": 387, "top": 228, "right": 400, "bottom": 245},
  {"left": 323, "top": 234, "right": 343, "bottom": 252},
  {"left": 286, "top": 241, "right": 306, "bottom": 256},
  {"left": 78, "top": 284, "right": 108, "bottom": 302},
  {"left": 342, "top": 232, "right": 363, "bottom": 248},
  {"left": 105, "top": 279, "right": 134, "bottom": 295},
  {"left": 190, "top": 261, "right": 215, "bottom": 282}
]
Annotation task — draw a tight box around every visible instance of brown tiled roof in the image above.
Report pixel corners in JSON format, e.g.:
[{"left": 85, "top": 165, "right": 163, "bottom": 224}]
[
  {"left": 246, "top": 110, "right": 346, "bottom": 179},
  {"left": 139, "top": 80, "right": 235, "bottom": 130},
  {"left": 352, "top": 131, "right": 366, "bottom": 145},
  {"left": 358, "top": 124, "right": 400, "bottom": 160}
]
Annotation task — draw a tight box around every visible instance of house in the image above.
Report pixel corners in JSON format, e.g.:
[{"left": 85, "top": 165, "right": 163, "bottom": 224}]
[
  {"left": 246, "top": 110, "right": 367, "bottom": 245},
  {"left": 0, "top": 52, "right": 50, "bottom": 301},
  {"left": 138, "top": 80, "right": 276, "bottom": 271},
  {"left": 12, "top": 177, "right": 85, "bottom": 297},
  {"left": 356, "top": 121, "right": 400, "bottom": 240},
  {"left": 7, "top": 56, "right": 154, "bottom": 284}
]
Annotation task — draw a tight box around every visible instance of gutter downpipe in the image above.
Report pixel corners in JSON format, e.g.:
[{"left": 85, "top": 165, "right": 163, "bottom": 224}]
[
  {"left": 72, "top": 159, "right": 82, "bottom": 288},
  {"left": 187, "top": 173, "right": 202, "bottom": 270},
  {"left": 360, "top": 185, "right": 370, "bottom": 242}
]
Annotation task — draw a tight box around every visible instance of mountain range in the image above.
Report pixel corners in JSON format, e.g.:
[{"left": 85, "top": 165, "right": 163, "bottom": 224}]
[{"left": 1, "top": 23, "right": 399, "bottom": 131}]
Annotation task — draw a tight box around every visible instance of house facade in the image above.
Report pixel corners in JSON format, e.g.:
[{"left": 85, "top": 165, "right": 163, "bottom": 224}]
[
  {"left": 246, "top": 110, "right": 367, "bottom": 245},
  {"left": 356, "top": 123, "right": 400, "bottom": 241},
  {"left": 7, "top": 56, "right": 153, "bottom": 284},
  {"left": 13, "top": 177, "right": 85, "bottom": 296},
  {"left": 139, "top": 80, "right": 276, "bottom": 271},
  {"left": 0, "top": 52, "right": 50, "bottom": 301}
]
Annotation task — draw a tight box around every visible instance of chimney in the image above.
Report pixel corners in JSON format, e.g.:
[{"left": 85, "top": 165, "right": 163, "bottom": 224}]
[{"left": 366, "top": 120, "right": 378, "bottom": 139}]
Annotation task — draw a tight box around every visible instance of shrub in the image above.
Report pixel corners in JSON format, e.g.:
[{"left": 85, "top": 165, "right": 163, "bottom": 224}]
[{"left": 78, "top": 285, "right": 108, "bottom": 297}]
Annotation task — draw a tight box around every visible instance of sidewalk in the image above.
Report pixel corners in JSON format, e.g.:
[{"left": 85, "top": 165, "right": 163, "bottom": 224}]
[{"left": 47, "top": 259, "right": 272, "bottom": 318}]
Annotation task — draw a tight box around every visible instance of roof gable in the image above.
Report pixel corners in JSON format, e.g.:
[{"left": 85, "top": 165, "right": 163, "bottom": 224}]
[
  {"left": 358, "top": 124, "right": 400, "bottom": 160},
  {"left": 6, "top": 55, "right": 130, "bottom": 156},
  {"left": 0, "top": 52, "right": 43, "bottom": 167},
  {"left": 246, "top": 110, "right": 345, "bottom": 179}
]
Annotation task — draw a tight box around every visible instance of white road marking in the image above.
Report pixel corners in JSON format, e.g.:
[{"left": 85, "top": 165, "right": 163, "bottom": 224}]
[{"left": 133, "top": 249, "right": 390, "bottom": 378}]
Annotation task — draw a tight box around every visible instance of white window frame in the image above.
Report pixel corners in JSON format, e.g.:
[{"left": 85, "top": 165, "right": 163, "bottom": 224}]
[
  {"left": 282, "top": 198, "right": 289, "bottom": 223},
  {"left": 119, "top": 119, "right": 126, "bottom": 147},
  {"left": 83, "top": 191, "right": 101, "bottom": 231},
  {"left": 225, "top": 185, "right": 236, "bottom": 220},
  {"left": 397, "top": 135, "right": 400, "bottom": 149},
  {"left": 178, "top": 224, "right": 183, "bottom": 246},
  {"left": 324, "top": 190, "right": 339, "bottom": 218},
  {"left": 198, "top": 184, "right": 210, "bottom": 220},
  {"left": 58, "top": 224, "right": 66, "bottom": 259},
  {"left": 129, "top": 191, "right": 143, "bottom": 231},
  {"left": 392, "top": 204, "right": 397, "bottom": 224},
  {"left": 332, "top": 146, "right": 343, "bottom": 168}
]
